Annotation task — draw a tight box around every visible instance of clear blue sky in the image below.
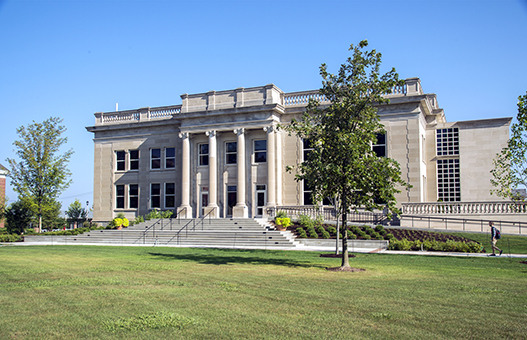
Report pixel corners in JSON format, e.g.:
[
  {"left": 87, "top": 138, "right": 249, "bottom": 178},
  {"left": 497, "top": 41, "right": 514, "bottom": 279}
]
[{"left": 1, "top": 0, "right": 526, "bottom": 212}]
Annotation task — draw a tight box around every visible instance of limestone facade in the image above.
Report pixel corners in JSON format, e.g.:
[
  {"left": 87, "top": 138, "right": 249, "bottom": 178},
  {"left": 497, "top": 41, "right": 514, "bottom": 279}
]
[{"left": 86, "top": 78, "right": 511, "bottom": 224}]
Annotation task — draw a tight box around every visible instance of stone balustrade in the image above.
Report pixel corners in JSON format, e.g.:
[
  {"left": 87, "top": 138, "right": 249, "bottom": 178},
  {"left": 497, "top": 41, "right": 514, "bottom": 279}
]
[
  {"left": 93, "top": 78, "right": 419, "bottom": 126},
  {"left": 95, "top": 105, "right": 182, "bottom": 125},
  {"left": 402, "top": 201, "right": 527, "bottom": 215}
]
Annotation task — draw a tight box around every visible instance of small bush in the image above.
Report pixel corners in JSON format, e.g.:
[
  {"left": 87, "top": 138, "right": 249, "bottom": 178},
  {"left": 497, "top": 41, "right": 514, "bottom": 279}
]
[
  {"left": 375, "top": 225, "right": 385, "bottom": 233},
  {"left": 384, "top": 233, "right": 394, "bottom": 240},
  {"left": 276, "top": 210, "right": 288, "bottom": 219},
  {"left": 327, "top": 226, "right": 337, "bottom": 235},
  {"left": 0, "top": 234, "right": 22, "bottom": 242},
  {"left": 296, "top": 227, "right": 307, "bottom": 238},
  {"left": 276, "top": 217, "right": 291, "bottom": 229},
  {"left": 348, "top": 233, "right": 357, "bottom": 240},
  {"left": 322, "top": 231, "right": 331, "bottom": 239},
  {"left": 362, "top": 234, "right": 371, "bottom": 240}
]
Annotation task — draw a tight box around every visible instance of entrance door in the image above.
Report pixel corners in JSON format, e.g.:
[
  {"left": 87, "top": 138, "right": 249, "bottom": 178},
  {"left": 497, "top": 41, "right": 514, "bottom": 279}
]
[
  {"left": 200, "top": 187, "right": 209, "bottom": 217},
  {"left": 227, "top": 185, "right": 237, "bottom": 217},
  {"left": 255, "top": 184, "right": 266, "bottom": 217}
]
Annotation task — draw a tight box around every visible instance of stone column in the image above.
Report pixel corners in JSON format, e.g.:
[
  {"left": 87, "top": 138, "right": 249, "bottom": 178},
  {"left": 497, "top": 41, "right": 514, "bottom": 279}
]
[
  {"left": 264, "top": 124, "right": 276, "bottom": 207},
  {"left": 205, "top": 130, "right": 219, "bottom": 217},
  {"left": 233, "top": 128, "right": 248, "bottom": 218},
  {"left": 178, "top": 132, "right": 192, "bottom": 218}
]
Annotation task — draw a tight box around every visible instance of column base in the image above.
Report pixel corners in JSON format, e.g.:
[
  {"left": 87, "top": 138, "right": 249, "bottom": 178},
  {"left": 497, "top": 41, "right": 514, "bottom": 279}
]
[
  {"left": 232, "top": 204, "right": 248, "bottom": 218},
  {"left": 177, "top": 205, "right": 193, "bottom": 219},
  {"left": 204, "top": 205, "right": 219, "bottom": 218}
]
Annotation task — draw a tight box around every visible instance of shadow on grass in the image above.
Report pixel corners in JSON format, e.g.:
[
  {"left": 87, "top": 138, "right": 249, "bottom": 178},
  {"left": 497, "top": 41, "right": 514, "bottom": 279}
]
[{"left": 147, "top": 248, "right": 324, "bottom": 268}]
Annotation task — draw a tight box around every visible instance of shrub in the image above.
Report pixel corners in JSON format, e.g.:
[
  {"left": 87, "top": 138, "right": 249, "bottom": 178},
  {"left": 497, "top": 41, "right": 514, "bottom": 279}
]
[
  {"left": 322, "top": 231, "right": 331, "bottom": 239},
  {"left": 307, "top": 227, "right": 318, "bottom": 238},
  {"left": 0, "top": 234, "right": 22, "bottom": 242},
  {"left": 276, "top": 210, "right": 288, "bottom": 219},
  {"left": 296, "top": 227, "right": 307, "bottom": 238},
  {"left": 134, "top": 216, "right": 145, "bottom": 224},
  {"left": 298, "top": 214, "right": 313, "bottom": 228},
  {"left": 327, "top": 226, "right": 337, "bottom": 235},
  {"left": 362, "top": 234, "right": 371, "bottom": 240},
  {"left": 375, "top": 225, "right": 385, "bottom": 233},
  {"left": 348, "top": 232, "right": 357, "bottom": 240},
  {"left": 388, "top": 238, "right": 412, "bottom": 251},
  {"left": 276, "top": 217, "right": 291, "bottom": 229},
  {"left": 384, "top": 233, "right": 394, "bottom": 240}
]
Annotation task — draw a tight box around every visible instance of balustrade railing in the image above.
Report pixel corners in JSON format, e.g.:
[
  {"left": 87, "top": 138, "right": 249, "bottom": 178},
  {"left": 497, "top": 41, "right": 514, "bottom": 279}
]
[
  {"left": 402, "top": 201, "right": 527, "bottom": 215},
  {"left": 267, "top": 206, "right": 388, "bottom": 225},
  {"left": 283, "top": 91, "right": 329, "bottom": 106},
  {"left": 97, "top": 105, "right": 182, "bottom": 125}
]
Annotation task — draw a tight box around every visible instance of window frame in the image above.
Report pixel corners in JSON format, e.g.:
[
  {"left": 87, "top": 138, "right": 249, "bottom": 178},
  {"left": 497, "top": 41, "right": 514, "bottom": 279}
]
[
  {"left": 198, "top": 143, "right": 209, "bottom": 166},
  {"left": 130, "top": 149, "right": 139, "bottom": 171},
  {"left": 150, "top": 183, "right": 161, "bottom": 209},
  {"left": 254, "top": 140, "right": 267, "bottom": 163},
  {"left": 116, "top": 151, "right": 126, "bottom": 171},
  {"left": 225, "top": 141, "right": 237, "bottom": 165},
  {"left": 116, "top": 184, "right": 125, "bottom": 209},
  {"left": 129, "top": 184, "right": 139, "bottom": 209},
  {"left": 165, "top": 182, "right": 175, "bottom": 209},
  {"left": 151, "top": 148, "right": 161, "bottom": 170},
  {"left": 372, "top": 133, "right": 386, "bottom": 157},
  {"left": 165, "top": 147, "right": 175, "bottom": 169}
]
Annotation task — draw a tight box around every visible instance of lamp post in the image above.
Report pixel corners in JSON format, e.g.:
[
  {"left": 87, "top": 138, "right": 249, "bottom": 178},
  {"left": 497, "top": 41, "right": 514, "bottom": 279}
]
[{"left": 86, "top": 201, "right": 90, "bottom": 229}]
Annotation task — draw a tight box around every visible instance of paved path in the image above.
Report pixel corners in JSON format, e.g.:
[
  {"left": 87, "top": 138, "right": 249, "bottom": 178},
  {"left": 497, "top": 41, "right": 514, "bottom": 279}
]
[{"left": 4, "top": 241, "right": 527, "bottom": 258}]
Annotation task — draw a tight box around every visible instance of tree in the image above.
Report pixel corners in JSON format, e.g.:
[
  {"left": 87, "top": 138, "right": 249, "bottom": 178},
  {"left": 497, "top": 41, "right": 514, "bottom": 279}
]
[
  {"left": 66, "top": 199, "right": 88, "bottom": 228},
  {"left": 5, "top": 200, "right": 33, "bottom": 235},
  {"left": 491, "top": 92, "right": 527, "bottom": 202},
  {"left": 6, "top": 117, "right": 73, "bottom": 232},
  {"left": 283, "top": 40, "right": 410, "bottom": 270}
]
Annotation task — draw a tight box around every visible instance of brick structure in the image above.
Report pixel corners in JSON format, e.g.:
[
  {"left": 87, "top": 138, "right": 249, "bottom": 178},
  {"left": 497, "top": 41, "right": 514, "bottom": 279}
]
[{"left": 0, "top": 163, "right": 7, "bottom": 228}]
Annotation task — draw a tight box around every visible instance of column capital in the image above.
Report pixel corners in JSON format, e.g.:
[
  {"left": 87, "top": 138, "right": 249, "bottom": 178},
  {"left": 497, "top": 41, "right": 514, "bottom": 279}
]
[
  {"left": 205, "top": 130, "right": 217, "bottom": 137},
  {"left": 263, "top": 123, "right": 275, "bottom": 133},
  {"left": 179, "top": 131, "right": 189, "bottom": 139},
  {"left": 233, "top": 128, "right": 245, "bottom": 136}
]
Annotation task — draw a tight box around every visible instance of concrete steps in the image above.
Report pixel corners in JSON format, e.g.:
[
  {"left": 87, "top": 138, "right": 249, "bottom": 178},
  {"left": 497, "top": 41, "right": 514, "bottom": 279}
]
[{"left": 23, "top": 218, "right": 300, "bottom": 249}]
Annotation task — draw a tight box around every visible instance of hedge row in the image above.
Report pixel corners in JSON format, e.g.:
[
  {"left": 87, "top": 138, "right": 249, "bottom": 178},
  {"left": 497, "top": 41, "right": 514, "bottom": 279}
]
[{"left": 388, "top": 238, "right": 482, "bottom": 253}]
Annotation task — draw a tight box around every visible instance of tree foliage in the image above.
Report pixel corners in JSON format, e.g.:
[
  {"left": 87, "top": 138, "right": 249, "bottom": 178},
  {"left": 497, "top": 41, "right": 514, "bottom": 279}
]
[
  {"left": 66, "top": 199, "right": 88, "bottom": 228},
  {"left": 283, "top": 40, "right": 409, "bottom": 268},
  {"left": 491, "top": 92, "right": 527, "bottom": 201},
  {"left": 6, "top": 117, "right": 73, "bottom": 231},
  {"left": 5, "top": 200, "right": 33, "bottom": 235}
]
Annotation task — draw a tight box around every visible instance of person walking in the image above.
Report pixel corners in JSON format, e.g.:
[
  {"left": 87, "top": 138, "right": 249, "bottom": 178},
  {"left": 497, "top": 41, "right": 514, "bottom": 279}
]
[{"left": 489, "top": 221, "right": 503, "bottom": 256}]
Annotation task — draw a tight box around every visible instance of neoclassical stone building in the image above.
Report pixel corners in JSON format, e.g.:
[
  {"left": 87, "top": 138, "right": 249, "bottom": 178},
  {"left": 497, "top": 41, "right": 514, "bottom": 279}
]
[{"left": 86, "top": 78, "right": 511, "bottom": 224}]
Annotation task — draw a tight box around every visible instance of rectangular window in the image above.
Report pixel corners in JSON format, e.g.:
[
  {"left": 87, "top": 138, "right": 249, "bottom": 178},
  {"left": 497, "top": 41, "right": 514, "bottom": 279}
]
[
  {"left": 303, "top": 180, "right": 313, "bottom": 205},
  {"left": 437, "top": 159, "right": 460, "bottom": 202},
  {"left": 372, "top": 133, "right": 386, "bottom": 157},
  {"left": 129, "top": 184, "right": 139, "bottom": 208},
  {"left": 165, "top": 182, "right": 175, "bottom": 208},
  {"left": 116, "top": 151, "right": 126, "bottom": 171},
  {"left": 303, "top": 138, "right": 313, "bottom": 161},
  {"left": 165, "top": 147, "right": 175, "bottom": 169},
  {"left": 151, "top": 148, "right": 161, "bottom": 169},
  {"left": 254, "top": 140, "right": 267, "bottom": 163},
  {"left": 199, "top": 144, "right": 209, "bottom": 166},
  {"left": 116, "top": 185, "right": 125, "bottom": 209},
  {"left": 151, "top": 183, "right": 161, "bottom": 208},
  {"left": 226, "top": 142, "right": 237, "bottom": 164},
  {"left": 130, "top": 150, "right": 139, "bottom": 170},
  {"left": 436, "top": 128, "right": 459, "bottom": 156}
]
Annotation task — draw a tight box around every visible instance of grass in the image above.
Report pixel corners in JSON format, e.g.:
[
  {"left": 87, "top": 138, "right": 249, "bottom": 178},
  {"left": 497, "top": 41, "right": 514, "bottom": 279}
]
[
  {"left": 0, "top": 245, "right": 526, "bottom": 339},
  {"left": 444, "top": 231, "right": 527, "bottom": 254}
]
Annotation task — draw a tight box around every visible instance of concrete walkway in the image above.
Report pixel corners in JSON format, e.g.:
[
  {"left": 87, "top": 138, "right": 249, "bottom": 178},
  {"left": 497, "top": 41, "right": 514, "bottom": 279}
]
[{"left": 4, "top": 241, "right": 527, "bottom": 258}]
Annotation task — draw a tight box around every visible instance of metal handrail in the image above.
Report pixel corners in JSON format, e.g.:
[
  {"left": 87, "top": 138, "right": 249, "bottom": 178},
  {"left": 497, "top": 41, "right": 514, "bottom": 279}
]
[
  {"left": 176, "top": 207, "right": 187, "bottom": 224},
  {"left": 130, "top": 219, "right": 161, "bottom": 244},
  {"left": 401, "top": 214, "right": 527, "bottom": 234}
]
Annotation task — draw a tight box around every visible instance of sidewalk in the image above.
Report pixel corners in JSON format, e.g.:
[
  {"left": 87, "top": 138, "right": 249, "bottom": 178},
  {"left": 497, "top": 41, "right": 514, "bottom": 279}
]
[{"left": 4, "top": 241, "right": 527, "bottom": 258}]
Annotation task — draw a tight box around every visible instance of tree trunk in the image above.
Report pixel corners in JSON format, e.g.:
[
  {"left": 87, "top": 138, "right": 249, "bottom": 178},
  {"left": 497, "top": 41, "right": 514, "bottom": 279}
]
[{"left": 340, "top": 196, "right": 350, "bottom": 268}]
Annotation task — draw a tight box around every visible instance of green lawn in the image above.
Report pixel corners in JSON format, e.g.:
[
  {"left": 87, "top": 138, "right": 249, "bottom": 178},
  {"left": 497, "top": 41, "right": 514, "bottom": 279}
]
[
  {"left": 0, "top": 245, "right": 526, "bottom": 339},
  {"left": 444, "top": 231, "right": 527, "bottom": 254}
]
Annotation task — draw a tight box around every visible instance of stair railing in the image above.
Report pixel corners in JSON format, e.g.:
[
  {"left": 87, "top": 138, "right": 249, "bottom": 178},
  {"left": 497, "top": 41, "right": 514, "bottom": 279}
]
[
  {"left": 195, "top": 207, "right": 216, "bottom": 231},
  {"left": 131, "top": 219, "right": 161, "bottom": 245}
]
